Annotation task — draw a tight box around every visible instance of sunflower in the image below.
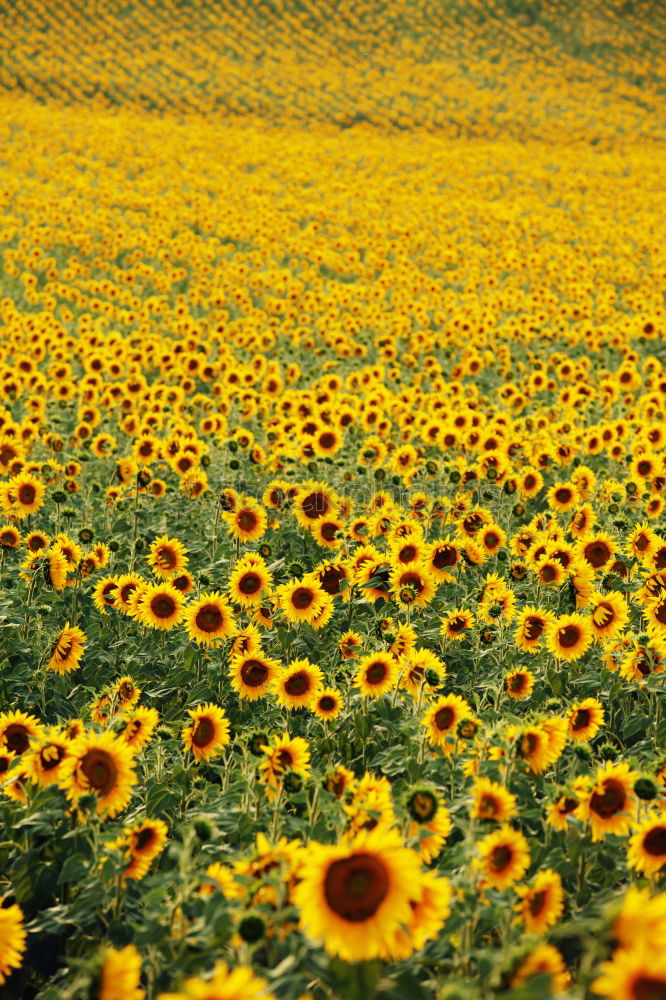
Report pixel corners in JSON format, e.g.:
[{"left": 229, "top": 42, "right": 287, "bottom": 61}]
[
  {"left": 627, "top": 522, "right": 659, "bottom": 563},
  {"left": 98, "top": 944, "right": 144, "bottom": 1000},
  {"left": 184, "top": 592, "right": 237, "bottom": 645},
  {"left": 292, "top": 827, "right": 423, "bottom": 962},
  {"left": 515, "top": 869, "right": 564, "bottom": 934},
  {"left": 389, "top": 563, "right": 435, "bottom": 608},
  {"left": 229, "top": 625, "right": 263, "bottom": 659},
  {"left": 407, "top": 792, "right": 451, "bottom": 863},
  {"left": 578, "top": 760, "right": 638, "bottom": 842},
  {"left": 325, "top": 765, "right": 357, "bottom": 800},
  {"left": 474, "top": 825, "right": 530, "bottom": 890},
  {"left": 577, "top": 531, "right": 617, "bottom": 574},
  {"left": 0, "top": 524, "right": 20, "bottom": 549},
  {"left": 259, "top": 734, "right": 311, "bottom": 802},
  {"left": 567, "top": 697, "right": 605, "bottom": 742},
  {"left": 115, "top": 574, "right": 146, "bottom": 614},
  {"left": 172, "top": 571, "right": 195, "bottom": 595},
  {"left": 47, "top": 622, "right": 86, "bottom": 674},
  {"left": 120, "top": 706, "right": 159, "bottom": 752},
  {"left": 627, "top": 813, "right": 666, "bottom": 875},
  {"left": 122, "top": 818, "right": 169, "bottom": 881},
  {"left": 425, "top": 538, "right": 460, "bottom": 583},
  {"left": 200, "top": 862, "right": 246, "bottom": 900},
  {"left": 92, "top": 576, "right": 119, "bottom": 614},
  {"left": 277, "top": 576, "right": 328, "bottom": 625},
  {"left": 546, "top": 612, "right": 593, "bottom": 661},
  {"left": 0, "top": 903, "right": 26, "bottom": 986},
  {"left": 314, "top": 560, "right": 351, "bottom": 601},
  {"left": 313, "top": 688, "right": 343, "bottom": 720},
  {"left": 516, "top": 723, "right": 556, "bottom": 774},
  {"left": 422, "top": 694, "right": 472, "bottom": 755},
  {"left": 228, "top": 653, "right": 280, "bottom": 701},
  {"left": 273, "top": 659, "right": 323, "bottom": 710},
  {"left": 471, "top": 777, "right": 517, "bottom": 823},
  {"left": 147, "top": 534, "right": 189, "bottom": 579},
  {"left": 505, "top": 667, "right": 534, "bottom": 700},
  {"left": 592, "top": 946, "right": 666, "bottom": 1000},
  {"left": 590, "top": 590, "right": 630, "bottom": 640},
  {"left": 228, "top": 556, "right": 273, "bottom": 607},
  {"left": 223, "top": 498, "right": 267, "bottom": 543},
  {"left": 25, "top": 530, "right": 49, "bottom": 553},
  {"left": 399, "top": 647, "right": 446, "bottom": 697},
  {"left": 26, "top": 728, "right": 71, "bottom": 787},
  {"left": 137, "top": 582, "right": 184, "bottom": 630},
  {"left": 512, "top": 944, "right": 570, "bottom": 995},
  {"left": 546, "top": 791, "right": 581, "bottom": 831},
  {"left": 518, "top": 467, "right": 544, "bottom": 500},
  {"left": 0, "top": 710, "right": 44, "bottom": 755},
  {"left": 61, "top": 730, "right": 136, "bottom": 818},
  {"left": 293, "top": 481, "right": 339, "bottom": 530},
  {"left": 182, "top": 703, "right": 230, "bottom": 762},
  {"left": 440, "top": 608, "right": 474, "bottom": 641},
  {"left": 547, "top": 480, "right": 579, "bottom": 513},
  {"left": 8, "top": 472, "right": 45, "bottom": 519},
  {"left": 339, "top": 630, "right": 363, "bottom": 659},
  {"left": 155, "top": 960, "right": 275, "bottom": 1000},
  {"left": 41, "top": 547, "right": 69, "bottom": 590},
  {"left": 355, "top": 653, "right": 399, "bottom": 698}
]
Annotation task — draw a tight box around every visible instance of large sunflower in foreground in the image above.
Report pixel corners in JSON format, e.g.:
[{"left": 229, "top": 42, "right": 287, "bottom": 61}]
[
  {"left": 61, "top": 730, "right": 136, "bottom": 818},
  {"left": 292, "top": 827, "right": 423, "bottom": 962},
  {"left": 156, "top": 961, "right": 275, "bottom": 1000},
  {"left": 0, "top": 903, "right": 26, "bottom": 985},
  {"left": 592, "top": 946, "right": 666, "bottom": 1000}
]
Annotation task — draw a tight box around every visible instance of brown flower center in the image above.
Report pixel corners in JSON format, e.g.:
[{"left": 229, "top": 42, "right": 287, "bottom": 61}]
[
  {"left": 301, "top": 491, "right": 329, "bottom": 520},
  {"left": 643, "top": 826, "right": 666, "bottom": 858},
  {"left": 192, "top": 717, "right": 215, "bottom": 748},
  {"left": 489, "top": 844, "right": 513, "bottom": 873},
  {"left": 523, "top": 617, "right": 545, "bottom": 641},
  {"left": 319, "top": 696, "right": 336, "bottom": 712},
  {"left": 528, "top": 890, "right": 547, "bottom": 917},
  {"left": 157, "top": 547, "right": 177, "bottom": 569},
  {"left": 434, "top": 706, "right": 455, "bottom": 731},
  {"left": 151, "top": 594, "right": 177, "bottom": 619},
  {"left": 558, "top": 624, "right": 581, "bottom": 649},
  {"left": 324, "top": 853, "right": 389, "bottom": 922},
  {"left": 284, "top": 671, "right": 310, "bottom": 696},
  {"left": 572, "top": 708, "right": 591, "bottom": 731},
  {"left": 432, "top": 545, "right": 457, "bottom": 569},
  {"left": 240, "top": 659, "right": 269, "bottom": 687},
  {"left": 590, "top": 778, "right": 626, "bottom": 819},
  {"left": 4, "top": 724, "right": 30, "bottom": 754},
  {"left": 135, "top": 827, "right": 157, "bottom": 851},
  {"left": 238, "top": 510, "right": 258, "bottom": 532},
  {"left": 195, "top": 605, "right": 223, "bottom": 632},
  {"left": 584, "top": 540, "right": 611, "bottom": 568},
  {"left": 365, "top": 661, "right": 388, "bottom": 686},
  {"left": 633, "top": 977, "right": 666, "bottom": 1000},
  {"left": 18, "top": 483, "right": 36, "bottom": 505},
  {"left": 81, "top": 749, "right": 117, "bottom": 795},
  {"left": 291, "top": 587, "right": 314, "bottom": 610}
]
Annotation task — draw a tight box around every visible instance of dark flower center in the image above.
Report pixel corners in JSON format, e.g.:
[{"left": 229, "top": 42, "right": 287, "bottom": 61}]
[
  {"left": 528, "top": 890, "right": 547, "bottom": 916},
  {"left": 319, "top": 696, "right": 336, "bottom": 712},
  {"left": 558, "top": 624, "right": 581, "bottom": 649},
  {"left": 292, "top": 587, "right": 314, "bottom": 610},
  {"left": 238, "top": 511, "right": 258, "bottom": 532},
  {"left": 489, "top": 844, "right": 513, "bottom": 873},
  {"left": 4, "top": 724, "right": 30, "bottom": 754},
  {"left": 643, "top": 826, "right": 666, "bottom": 858},
  {"left": 365, "top": 662, "right": 388, "bottom": 685},
  {"left": 151, "top": 595, "right": 176, "bottom": 619},
  {"left": 432, "top": 545, "right": 457, "bottom": 569},
  {"left": 301, "top": 491, "right": 329, "bottom": 520},
  {"left": 584, "top": 541, "right": 611, "bottom": 567},
  {"left": 18, "top": 484, "right": 36, "bottom": 505},
  {"left": 192, "top": 717, "right": 215, "bottom": 748},
  {"left": 196, "top": 605, "right": 223, "bottom": 632},
  {"left": 633, "top": 977, "right": 666, "bottom": 1000},
  {"left": 285, "top": 671, "right": 310, "bottom": 696},
  {"left": 434, "top": 706, "right": 455, "bottom": 731},
  {"left": 81, "top": 749, "right": 117, "bottom": 794},
  {"left": 590, "top": 778, "right": 626, "bottom": 819},
  {"left": 523, "top": 617, "right": 545, "bottom": 640},
  {"left": 324, "top": 853, "right": 389, "bottom": 922},
  {"left": 135, "top": 827, "right": 157, "bottom": 851},
  {"left": 241, "top": 659, "right": 269, "bottom": 687}
]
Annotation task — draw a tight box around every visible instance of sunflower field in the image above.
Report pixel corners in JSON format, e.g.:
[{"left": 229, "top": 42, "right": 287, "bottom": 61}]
[{"left": 0, "top": 0, "right": 666, "bottom": 997}]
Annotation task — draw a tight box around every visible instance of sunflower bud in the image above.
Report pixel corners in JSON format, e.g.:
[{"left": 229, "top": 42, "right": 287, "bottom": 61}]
[
  {"left": 457, "top": 718, "right": 479, "bottom": 740},
  {"left": 227, "top": 440, "right": 238, "bottom": 453},
  {"left": 193, "top": 818, "right": 215, "bottom": 842},
  {"left": 108, "top": 540, "right": 120, "bottom": 553},
  {"left": 634, "top": 776, "right": 660, "bottom": 801},
  {"left": 248, "top": 731, "right": 269, "bottom": 756},
  {"left": 283, "top": 771, "right": 303, "bottom": 794},
  {"left": 449, "top": 470, "right": 461, "bottom": 483},
  {"left": 425, "top": 668, "right": 441, "bottom": 687},
  {"left": 62, "top": 507, "right": 76, "bottom": 520},
  {"left": 597, "top": 740, "right": 619, "bottom": 761},
  {"left": 574, "top": 743, "right": 593, "bottom": 761},
  {"left": 238, "top": 915, "right": 265, "bottom": 943},
  {"left": 288, "top": 561, "right": 305, "bottom": 577},
  {"left": 512, "top": 503, "right": 525, "bottom": 517},
  {"left": 425, "top": 460, "right": 438, "bottom": 475},
  {"left": 399, "top": 586, "right": 417, "bottom": 605},
  {"left": 78, "top": 527, "right": 94, "bottom": 543},
  {"left": 229, "top": 459, "right": 240, "bottom": 470},
  {"left": 259, "top": 543, "right": 271, "bottom": 558},
  {"left": 52, "top": 490, "right": 67, "bottom": 504},
  {"left": 373, "top": 468, "right": 386, "bottom": 480}
]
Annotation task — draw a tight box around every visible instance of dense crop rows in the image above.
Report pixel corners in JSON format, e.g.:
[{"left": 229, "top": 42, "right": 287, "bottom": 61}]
[{"left": 0, "top": 1, "right": 665, "bottom": 998}]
